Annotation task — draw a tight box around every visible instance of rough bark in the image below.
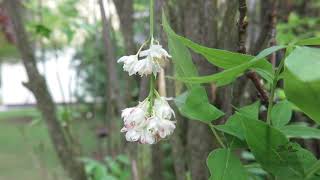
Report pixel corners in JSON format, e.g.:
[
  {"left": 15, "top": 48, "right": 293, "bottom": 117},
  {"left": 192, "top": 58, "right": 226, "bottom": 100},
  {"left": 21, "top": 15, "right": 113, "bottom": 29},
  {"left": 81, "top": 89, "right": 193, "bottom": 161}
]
[
  {"left": 215, "top": 0, "right": 238, "bottom": 121},
  {"left": 161, "top": 2, "right": 189, "bottom": 180},
  {"left": 113, "top": 1, "right": 140, "bottom": 178},
  {"left": 181, "top": 0, "right": 223, "bottom": 179},
  {"left": 113, "top": 0, "right": 135, "bottom": 54},
  {"left": 98, "top": 0, "right": 126, "bottom": 155},
  {"left": 113, "top": 0, "right": 137, "bottom": 103},
  {"left": 237, "top": 0, "right": 269, "bottom": 106},
  {"left": 250, "top": 0, "right": 275, "bottom": 54},
  {"left": 269, "top": 0, "right": 277, "bottom": 67},
  {"left": 98, "top": 0, "right": 125, "bottom": 114},
  {"left": 4, "top": 1, "right": 86, "bottom": 180},
  {"left": 166, "top": 0, "right": 240, "bottom": 179}
]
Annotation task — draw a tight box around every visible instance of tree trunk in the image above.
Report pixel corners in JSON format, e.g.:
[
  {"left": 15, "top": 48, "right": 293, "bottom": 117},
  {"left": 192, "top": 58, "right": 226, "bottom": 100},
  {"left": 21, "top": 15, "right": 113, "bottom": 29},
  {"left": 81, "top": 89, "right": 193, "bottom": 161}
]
[
  {"left": 113, "top": 0, "right": 137, "bottom": 103},
  {"left": 163, "top": 3, "right": 189, "bottom": 180},
  {"left": 98, "top": 0, "right": 125, "bottom": 155},
  {"left": 113, "top": 0, "right": 135, "bottom": 54},
  {"left": 98, "top": 0, "right": 124, "bottom": 116},
  {"left": 113, "top": 1, "right": 140, "bottom": 179},
  {"left": 4, "top": 1, "right": 86, "bottom": 180},
  {"left": 168, "top": 0, "right": 240, "bottom": 179},
  {"left": 181, "top": 0, "right": 221, "bottom": 179}
]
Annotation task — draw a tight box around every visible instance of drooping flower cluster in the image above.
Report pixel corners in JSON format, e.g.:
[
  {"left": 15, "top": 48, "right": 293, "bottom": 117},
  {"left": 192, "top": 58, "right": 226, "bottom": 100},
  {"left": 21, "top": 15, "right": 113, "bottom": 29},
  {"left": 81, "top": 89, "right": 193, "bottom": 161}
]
[
  {"left": 117, "top": 44, "right": 171, "bottom": 76},
  {"left": 118, "top": 37, "right": 175, "bottom": 144},
  {"left": 120, "top": 97, "right": 176, "bottom": 144}
]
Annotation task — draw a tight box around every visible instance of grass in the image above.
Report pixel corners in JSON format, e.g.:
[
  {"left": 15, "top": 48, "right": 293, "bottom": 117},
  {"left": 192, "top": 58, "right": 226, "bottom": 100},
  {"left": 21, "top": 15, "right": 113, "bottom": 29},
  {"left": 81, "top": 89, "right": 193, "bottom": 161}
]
[
  {"left": 0, "top": 107, "right": 100, "bottom": 180},
  {"left": 0, "top": 107, "right": 40, "bottom": 120}
]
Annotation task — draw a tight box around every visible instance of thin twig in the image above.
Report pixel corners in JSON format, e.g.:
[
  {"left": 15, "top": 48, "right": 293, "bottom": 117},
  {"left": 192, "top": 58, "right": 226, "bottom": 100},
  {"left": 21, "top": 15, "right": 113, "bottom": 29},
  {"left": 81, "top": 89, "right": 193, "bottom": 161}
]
[
  {"left": 246, "top": 71, "right": 269, "bottom": 105},
  {"left": 237, "top": 0, "right": 247, "bottom": 54},
  {"left": 237, "top": 0, "right": 269, "bottom": 105},
  {"left": 269, "top": 0, "right": 277, "bottom": 67}
]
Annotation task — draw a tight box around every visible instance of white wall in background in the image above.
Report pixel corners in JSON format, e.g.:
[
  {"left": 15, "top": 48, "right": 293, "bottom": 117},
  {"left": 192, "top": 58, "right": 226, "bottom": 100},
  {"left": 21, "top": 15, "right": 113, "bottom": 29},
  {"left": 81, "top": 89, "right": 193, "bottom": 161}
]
[{"left": 0, "top": 48, "right": 77, "bottom": 105}]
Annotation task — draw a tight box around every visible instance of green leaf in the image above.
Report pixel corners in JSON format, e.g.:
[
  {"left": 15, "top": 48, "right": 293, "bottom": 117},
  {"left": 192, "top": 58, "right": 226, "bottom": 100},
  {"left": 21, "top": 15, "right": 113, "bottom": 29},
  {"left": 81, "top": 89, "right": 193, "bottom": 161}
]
[
  {"left": 163, "top": 13, "right": 198, "bottom": 83},
  {"left": 175, "top": 46, "right": 285, "bottom": 85},
  {"left": 279, "top": 125, "right": 320, "bottom": 139},
  {"left": 255, "top": 68, "right": 274, "bottom": 84},
  {"left": 215, "top": 113, "right": 247, "bottom": 140},
  {"left": 271, "top": 100, "right": 292, "bottom": 128},
  {"left": 162, "top": 12, "right": 280, "bottom": 85},
  {"left": 34, "top": 24, "right": 51, "bottom": 38},
  {"left": 207, "top": 148, "right": 248, "bottom": 180},
  {"left": 305, "top": 161, "right": 320, "bottom": 179},
  {"left": 163, "top": 13, "right": 224, "bottom": 122},
  {"left": 275, "top": 143, "right": 318, "bottom": 180},
  {"left": 236, "top": 101, "right": 260, "bottom": 120},
  {"left": 295, "top": 37, "right": 320, "bottom": 46},
  {"left": 116, "top": 155, "right": 130, "bottom": 165},
  {"left": 225, "top": 135, "right": 247, "bottom": 149},
  {"left": 284, "top": 46, "right": 320, "bottom": 124},
  {"left": 105, "top": 157, "right": 121, "bottom": 176},
  {"left": 162, "top": 16, "right": 273, "bottom": 73},
  {"left": 240, "top": 117, "right": 306, "bottom": 177},
  {"left": 175, "top": 87, "right": 224, "bottom": 123},
  {"left": 62, "top": 26, "right": 75, "bottom": 43},
  {"left": 216, "top": 102, "right": 260, "bottom": 140},
  {"left": 80, "top": 158, "right": 112, "bottom": 180}
]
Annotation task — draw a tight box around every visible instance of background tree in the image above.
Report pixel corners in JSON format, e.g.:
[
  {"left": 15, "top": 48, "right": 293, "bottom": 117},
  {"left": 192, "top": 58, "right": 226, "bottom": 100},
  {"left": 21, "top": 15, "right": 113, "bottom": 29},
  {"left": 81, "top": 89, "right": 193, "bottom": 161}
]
[{"left": 3, "top": 0, "right": 86, "bottom": 180}]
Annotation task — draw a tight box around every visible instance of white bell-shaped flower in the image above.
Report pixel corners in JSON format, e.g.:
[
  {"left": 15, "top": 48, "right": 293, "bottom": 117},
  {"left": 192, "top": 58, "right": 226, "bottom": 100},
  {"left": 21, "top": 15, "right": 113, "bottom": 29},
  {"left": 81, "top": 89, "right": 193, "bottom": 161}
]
[
  {"left": 121, "top": 100, "right": 149, "bottom": 129},
  {"left": 121, "top": 107, "right": 145, "bottom": 129},
  {"left": 134, "top": 56, "right": 162, "bottom": 76},
  {"left": 153, "top": 97, "right": 175, "bottom": 119},
  {"left": 139, "top": 129, "right": 156, "bottom": 144},
  {"left": 124, "top": 129, "right": 141, "bottom": 142},
  {"left": 118, "top": 43, "right": 171, "bottom": 76},
  {"left": 147, "top": 97, "right": 176, "bottom": 139},
  {"left": 117, "top": 55, "right": 139, "bottom": 76},
  {"left": 120, "top": 96, "right": 176, "bottom": 144},
  {"left": 139, "top": 44, "right": 171, "bottom": 63},
  {"left": 121, "top": 125, "right": 156, "bottom": 144},
  {"left": 137, "top": 44, "right": 171, "bottom": 76},
  {"left": 147, "top": 116, "right": 176, "bottom": 139}
]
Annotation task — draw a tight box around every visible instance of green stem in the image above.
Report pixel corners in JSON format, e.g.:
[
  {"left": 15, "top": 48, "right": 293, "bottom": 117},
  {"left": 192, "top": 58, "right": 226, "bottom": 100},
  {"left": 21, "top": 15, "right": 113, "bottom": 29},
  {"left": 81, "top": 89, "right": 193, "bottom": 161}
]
[
  {"left": 147, "top": 0, "right": 155, "bottom": 114},
  {"left": 149, "top": 0, "right": 154, "bottom": 40},
  {"left": 136, "top": 40, "right": 150, "bottom": 55},
  {"left": 209, "top": 124, "right": 226, "bottom": 148},
  {"left": 266, "top": 55, "right": 287, "bottom": 125},
  {"left": 148, "top": 75, "right": 156, "bottom": 114}
]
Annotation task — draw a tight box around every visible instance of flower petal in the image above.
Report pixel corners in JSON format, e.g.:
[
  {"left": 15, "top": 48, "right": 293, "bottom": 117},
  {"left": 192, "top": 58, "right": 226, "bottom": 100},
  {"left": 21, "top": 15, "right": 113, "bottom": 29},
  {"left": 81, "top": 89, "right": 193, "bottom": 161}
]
[{"left": 125, "top": 130, "right": 141, "bottom": 142}]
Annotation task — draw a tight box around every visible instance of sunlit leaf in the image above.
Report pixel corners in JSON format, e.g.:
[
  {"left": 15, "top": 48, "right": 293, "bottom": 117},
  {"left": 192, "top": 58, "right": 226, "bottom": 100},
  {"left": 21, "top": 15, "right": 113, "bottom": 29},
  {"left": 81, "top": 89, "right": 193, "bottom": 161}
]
[
  {"left": 162, "top": 14, "right": 278, "bottom": 84},
  {"left": 162, "top": 16, "right": 273, "bottom": 73},
  {"left": 175, "top": 46, "right": 285, "bottom": 85},
  {"left": 284, "top": 46, "right": 320, "bottom": 124}
]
